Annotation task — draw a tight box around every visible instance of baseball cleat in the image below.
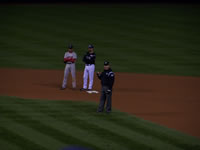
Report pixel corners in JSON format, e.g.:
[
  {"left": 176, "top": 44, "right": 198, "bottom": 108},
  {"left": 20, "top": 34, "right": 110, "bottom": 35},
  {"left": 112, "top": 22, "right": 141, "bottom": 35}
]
[
  {"left": 97, "top": 110, "right": 103, "bottom": 113},
  {"left": 106, "top": 111, "right": 111, "bottom": 114},
  {"left": 80, "top": 88, "right": 87, "bottom": 91},
  {"left": 60, "top": 87, "right": 66, "bottom": 90},
  {"left": 71, "top": 87, "right": 76, "bottom": 90}
]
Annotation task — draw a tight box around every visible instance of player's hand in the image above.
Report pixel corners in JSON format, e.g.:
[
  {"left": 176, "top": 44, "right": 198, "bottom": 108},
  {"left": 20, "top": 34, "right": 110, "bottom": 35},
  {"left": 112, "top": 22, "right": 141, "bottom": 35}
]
[
  {"left": 96, "top": 72, "right": 100, "bottom": 75},
  {"left": 106, "top": 89, "right": 111, "bottom": 94}
]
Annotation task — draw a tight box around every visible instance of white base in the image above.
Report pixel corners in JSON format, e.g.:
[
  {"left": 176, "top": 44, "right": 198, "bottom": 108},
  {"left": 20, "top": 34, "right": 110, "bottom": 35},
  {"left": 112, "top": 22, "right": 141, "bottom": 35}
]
[{"left": 86, "top": 90, "right": 99, "bottom": 94}]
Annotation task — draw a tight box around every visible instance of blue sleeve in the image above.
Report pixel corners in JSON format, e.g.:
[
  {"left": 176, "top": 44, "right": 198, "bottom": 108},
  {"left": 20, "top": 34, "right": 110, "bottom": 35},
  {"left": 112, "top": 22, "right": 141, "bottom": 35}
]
[
  {"left": 108, "top": 73, "right": 115, "bottom": 90},
  {"left": 82, "top": 54, "right": 86, "bottom": 63}
]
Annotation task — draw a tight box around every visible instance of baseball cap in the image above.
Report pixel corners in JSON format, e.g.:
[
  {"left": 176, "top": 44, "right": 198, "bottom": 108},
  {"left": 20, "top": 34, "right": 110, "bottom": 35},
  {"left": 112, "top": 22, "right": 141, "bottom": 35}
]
[
  {"left": 88, "top": 44, "right": 94, "bottom": 49},
  {"left": 68, "top": 44, "right": 73, "bottom": 49},
  {"left": 104, "top": 61, "right": 109, "bottom": 66}
]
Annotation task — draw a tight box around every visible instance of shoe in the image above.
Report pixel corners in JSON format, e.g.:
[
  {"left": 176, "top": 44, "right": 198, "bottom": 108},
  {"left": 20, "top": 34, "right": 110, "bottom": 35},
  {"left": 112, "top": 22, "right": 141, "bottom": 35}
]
[
  {"left": 97, "top": 109, "right": 103, "bottom": 113},
  {"left": 97, "top": 110, "right": 103, "bottom": 113},
  {"left": 80, "top": 88, "right": 87, "bottom": 91},
  {"left": 87, "top": 89, "right": 92, "bottom": 91},
  {"left": 60, "top": 87, "right": 66, "bottom": 90},
  {"left": 106, "top": 110, "right": 111, "bottom": 114}
]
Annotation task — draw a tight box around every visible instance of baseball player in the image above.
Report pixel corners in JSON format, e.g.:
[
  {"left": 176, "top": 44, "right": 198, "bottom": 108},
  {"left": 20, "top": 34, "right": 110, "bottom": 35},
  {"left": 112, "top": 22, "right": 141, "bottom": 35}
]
[
  {"left": 97, "top": 61, "right": 115, "bottom": 113},
  {"left": 80, "top": 44, "right": 96, "bottom": 91},
  {"left": 61, "top": 44, "right": 77, "bottom": 90}
]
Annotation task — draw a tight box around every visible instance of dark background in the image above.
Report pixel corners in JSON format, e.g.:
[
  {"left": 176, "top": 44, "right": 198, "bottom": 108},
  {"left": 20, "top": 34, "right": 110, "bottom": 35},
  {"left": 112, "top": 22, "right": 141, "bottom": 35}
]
[{"left": 0, "top": 0, "right": 199, "bottom": 4}]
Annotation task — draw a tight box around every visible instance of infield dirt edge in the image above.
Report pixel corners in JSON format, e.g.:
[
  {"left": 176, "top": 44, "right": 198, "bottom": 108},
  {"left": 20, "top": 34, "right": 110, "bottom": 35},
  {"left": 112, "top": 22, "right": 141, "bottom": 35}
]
[{"left": 0, "top": 68, "right": 200, "bottom": 138}]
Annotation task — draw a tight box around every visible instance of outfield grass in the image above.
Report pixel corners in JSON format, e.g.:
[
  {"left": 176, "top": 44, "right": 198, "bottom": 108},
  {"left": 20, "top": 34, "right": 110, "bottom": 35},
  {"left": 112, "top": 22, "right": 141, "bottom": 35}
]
[
  {"left": 0, "top": 96, "right": 200, "bottom": 150},
  {"left": 0, "top": 4, "right": 200, "bottom": 76}
]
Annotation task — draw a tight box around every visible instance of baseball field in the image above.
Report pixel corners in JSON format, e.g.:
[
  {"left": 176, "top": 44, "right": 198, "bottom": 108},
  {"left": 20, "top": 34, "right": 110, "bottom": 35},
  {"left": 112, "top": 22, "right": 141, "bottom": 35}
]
[{"left": 0, "top": 3, "right": 200, "bottom": 150}]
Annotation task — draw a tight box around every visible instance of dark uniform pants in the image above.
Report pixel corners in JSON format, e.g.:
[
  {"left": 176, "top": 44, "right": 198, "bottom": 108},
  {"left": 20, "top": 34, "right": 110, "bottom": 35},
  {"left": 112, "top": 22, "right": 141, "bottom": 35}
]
[{"left": 97, "top": 86, "right": 112, "bottom": 112}]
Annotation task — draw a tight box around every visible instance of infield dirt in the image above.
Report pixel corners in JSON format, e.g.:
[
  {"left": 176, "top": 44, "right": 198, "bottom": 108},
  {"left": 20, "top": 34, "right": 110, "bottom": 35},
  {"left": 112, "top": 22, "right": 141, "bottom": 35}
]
[{"left": 0, "top": 68, "right": 200, "bottom": 138}]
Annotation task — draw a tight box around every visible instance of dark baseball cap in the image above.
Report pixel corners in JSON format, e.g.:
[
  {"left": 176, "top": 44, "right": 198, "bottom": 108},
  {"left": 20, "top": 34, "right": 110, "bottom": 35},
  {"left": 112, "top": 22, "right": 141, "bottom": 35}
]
[
  {"left": 88, "top": 44, "right": 94, "bottom": 48},
  {"left": 104, "top": 61, "right": 109, "bottom": 66},
  {"left": 68, "top": 44, "right": 73, "bottom": 49}
]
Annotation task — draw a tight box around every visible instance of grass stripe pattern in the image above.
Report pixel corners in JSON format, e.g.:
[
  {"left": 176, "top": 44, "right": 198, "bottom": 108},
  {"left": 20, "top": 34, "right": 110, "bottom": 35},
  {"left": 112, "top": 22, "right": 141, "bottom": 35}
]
[
  {"left": 0, "top": 96, "right": 200, "bottom": 150},
  {"left": 0, "top": 4, "right": 200, "bottom": 76}
]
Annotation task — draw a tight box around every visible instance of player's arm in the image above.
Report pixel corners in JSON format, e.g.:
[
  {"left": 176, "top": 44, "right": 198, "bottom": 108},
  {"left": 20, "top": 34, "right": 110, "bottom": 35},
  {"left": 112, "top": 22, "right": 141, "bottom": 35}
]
[
  {"left": 96, "top": 72, "right": 102, "bottom": 80},
  {"left": 82, "top": 54, "right": 87, "bottom": 63},
  {"left": 70, "top": 58, "right": 76, "bottom": 63},
  {"left": 91, "top": 53, "right": 96, "bottom": 64},
  {"left": 105, "top": 74, "right": 115, "bottom": 94},
  {"left": 70, "top": 53, "right": 77, "bottom": 63},
  {"left": 63, "top": 53, "right": 69, "bottom": 63},
  {"left": 93, "top": 53, "right": 96, "bottom": 59},
  {"left": 64, "top": 57, "right": 72, "bottom": 63},
  {"left": 108, "top": 73, "right": 115, "bottom": 90}
]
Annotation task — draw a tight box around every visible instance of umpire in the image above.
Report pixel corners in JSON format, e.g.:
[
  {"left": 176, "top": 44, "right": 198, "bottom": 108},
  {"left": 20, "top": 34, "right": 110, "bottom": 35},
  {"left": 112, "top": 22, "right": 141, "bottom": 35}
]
[{"left": 97, "top": 61, "right": 115, "bottom": 113}]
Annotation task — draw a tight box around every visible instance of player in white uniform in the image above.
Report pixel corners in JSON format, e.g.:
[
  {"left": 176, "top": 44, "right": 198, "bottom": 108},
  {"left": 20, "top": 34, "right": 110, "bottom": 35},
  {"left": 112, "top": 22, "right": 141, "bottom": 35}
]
[
  {"left": 61, "top": 44, "right": 77, "bottom": 90},
  {"left": 80, "top": 44, "right": 96, "bottom": 91}
]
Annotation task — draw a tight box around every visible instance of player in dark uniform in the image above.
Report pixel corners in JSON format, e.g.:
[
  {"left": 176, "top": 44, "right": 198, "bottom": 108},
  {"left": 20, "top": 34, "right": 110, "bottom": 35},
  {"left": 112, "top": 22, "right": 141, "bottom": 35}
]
[
  {"left": 80, "top": 44, "right": 96, "bottom": 91},
  {"left": 97, "top": 61, "right": 115, "bottom": 113}
]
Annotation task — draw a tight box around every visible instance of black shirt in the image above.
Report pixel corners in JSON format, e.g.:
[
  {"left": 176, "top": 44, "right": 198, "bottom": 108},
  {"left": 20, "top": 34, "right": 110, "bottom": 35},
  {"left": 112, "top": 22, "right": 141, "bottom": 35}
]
[
  {"left": 97, "top": 68, "right": 115, "bottom": 90},
  {"left": 82, "top": 52, "right": 96, "bottom": 65}
]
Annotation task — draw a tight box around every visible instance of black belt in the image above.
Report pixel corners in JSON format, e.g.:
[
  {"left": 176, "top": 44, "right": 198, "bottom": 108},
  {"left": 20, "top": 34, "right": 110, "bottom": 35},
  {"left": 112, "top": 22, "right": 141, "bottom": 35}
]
[
  {"left": 86, "top": 64, "right": 94, "bottom": 66},
  {"left": 67, "top": 62, "right": 74, "bottom": 64}
]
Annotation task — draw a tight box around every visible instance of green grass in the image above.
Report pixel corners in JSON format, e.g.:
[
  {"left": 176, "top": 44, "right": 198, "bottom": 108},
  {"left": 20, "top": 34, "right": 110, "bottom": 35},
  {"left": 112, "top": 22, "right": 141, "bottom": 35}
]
[
  {"left": 0, "top": 96, "right": 200, "bottom": 150},
  {"left": 0, "top": 4, "right": 200, "bottom": 76}
]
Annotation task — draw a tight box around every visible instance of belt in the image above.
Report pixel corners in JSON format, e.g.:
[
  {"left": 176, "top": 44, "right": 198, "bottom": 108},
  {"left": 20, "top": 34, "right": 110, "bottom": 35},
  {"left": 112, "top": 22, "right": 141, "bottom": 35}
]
[
  {"left": 67, "top": 62, "right": 74, "bottom": 64},
  {"left": 86, "top": 64, "right": 94, "bottom": 66}
]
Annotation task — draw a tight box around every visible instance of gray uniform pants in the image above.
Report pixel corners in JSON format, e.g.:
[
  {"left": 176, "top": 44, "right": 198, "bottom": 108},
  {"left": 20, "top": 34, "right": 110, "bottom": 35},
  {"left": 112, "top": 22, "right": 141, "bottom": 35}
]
[
  {"left": 97, "top": 86, "right": 112, "bottom": 112},
  {"left": 62, "top": 63, "right": 76, "bottom": 88}
]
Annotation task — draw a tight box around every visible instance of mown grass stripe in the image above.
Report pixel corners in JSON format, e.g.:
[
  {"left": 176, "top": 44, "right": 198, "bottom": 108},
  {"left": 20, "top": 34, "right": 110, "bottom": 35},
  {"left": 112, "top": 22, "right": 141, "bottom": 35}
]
[
  {"left": 23, "top": 101, "right": 150, "bottom": 150},
  {"left": 1, "top": 5, "right": 200, "bottom": 76},
  {"left": 3, "top": 13, "right": 196, "bottom": 50},
  {"left": 12, "top": 98, "right": 182, "bottom": 150},
  {"left": 0, "top": 98, "right": 130, "bottom": 150},
  {"left": 31, "top": 99, "right": 200, "bottom": 149},
  {"left": 0, "top": 105, "right": 100, "bottom": 150},
  {"left": 4, "top": 20, "right": 198, "bottom": 71},
  {"left": 44, "top": 11, "right": 200, "bottom": 45},
  {"left": 1, "top": 96, "right": 200, "bottom": 150},
  {"left": 1, "top": 25, "right": 200, "bottom": 75},
  {"left": 0, "top": 138, "right": 22, "bottom": 150},
  {"left": 105, "top": 114, "right": 200, "bottom": 149},
  {"left": 15, "top": 6, "right": 198, "bottom": 46},
  {"left": 0, "top": 126, "right": 45, "bottom": 150},
  {"left": 15, "top": 19, "right": 196, "bottom": 51},
  {"left": 0, "top": 117, "right": 66, "bottom": 150},
  {"left": 3, "top": 29, "right": 195, "bottom": 73},
  {"left": 72, "top": 113, "right": 182, "bottom": 150},
  {"left": 7, "top": 5, "right": 196, "bottom": 38}
]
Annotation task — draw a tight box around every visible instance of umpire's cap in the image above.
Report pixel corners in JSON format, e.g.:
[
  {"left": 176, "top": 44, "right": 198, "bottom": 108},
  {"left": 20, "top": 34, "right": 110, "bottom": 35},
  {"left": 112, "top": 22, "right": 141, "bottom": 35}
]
[
  {"left": 68, "top": 44, "right": 73, "bottom": 49},
  {"left": 104, "top": 61, "right": 109, "bottom": 66},
  {"left": 88, "top": 44, "right": 94, "bottom": 49}
]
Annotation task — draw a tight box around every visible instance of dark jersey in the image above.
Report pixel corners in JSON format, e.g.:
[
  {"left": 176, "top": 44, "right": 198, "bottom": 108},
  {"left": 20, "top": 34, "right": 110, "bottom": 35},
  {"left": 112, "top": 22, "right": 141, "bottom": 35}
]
[
  {"left": 82, "top": 52, "right": 96, "bottom": 65},
  {"left": 97, "top": 68, "right": 115, "bottom": 90}
]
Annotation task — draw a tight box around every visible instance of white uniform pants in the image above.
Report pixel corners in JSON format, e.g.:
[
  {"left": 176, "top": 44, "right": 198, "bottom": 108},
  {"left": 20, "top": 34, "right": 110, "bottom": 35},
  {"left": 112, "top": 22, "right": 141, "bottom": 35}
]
[
  {"left": 62, "top": 63, "right": 76, "bottom": 88},
  {"left": 83, "top": 64, "right": 95, "bottom": 90}
]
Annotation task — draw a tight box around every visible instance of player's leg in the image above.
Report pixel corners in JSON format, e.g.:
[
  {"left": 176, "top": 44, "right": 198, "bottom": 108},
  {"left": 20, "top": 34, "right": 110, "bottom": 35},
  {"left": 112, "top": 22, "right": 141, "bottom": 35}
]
[
  {"left": 97, "top": 87, "right": 106, "bottom": 112},
  {"left": 82, "top": 66, "right": 89, "bottom": 89},
  {"left": 71, "top": 64, "right": 76, "bottom": 88},
  {"left": 106, "top": 89, "right": 112, "bottom": 113},
  {"left": 88, "top": 64, "right": 95, "bottom": 90},
  {"left": 62, "top": 65, "right": 70, "bottom": 89}
]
